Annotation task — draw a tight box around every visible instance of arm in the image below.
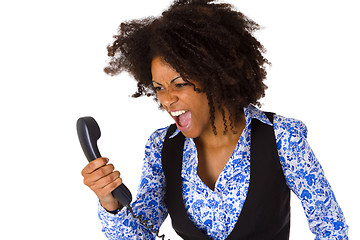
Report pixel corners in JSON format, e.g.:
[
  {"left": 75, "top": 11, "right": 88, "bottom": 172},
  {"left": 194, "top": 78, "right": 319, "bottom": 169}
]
[
  {"left": 274, "top": 115, "right": 348, "bottom": 239},
  {"left": 97, "top": 127, "right": 169, "bottom": 239}
]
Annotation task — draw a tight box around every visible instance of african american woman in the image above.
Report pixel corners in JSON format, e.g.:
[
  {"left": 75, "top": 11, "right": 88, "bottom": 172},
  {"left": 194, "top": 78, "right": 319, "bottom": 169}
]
[{"left": 81, "top": 0, "right": 348, "bottom": 239}]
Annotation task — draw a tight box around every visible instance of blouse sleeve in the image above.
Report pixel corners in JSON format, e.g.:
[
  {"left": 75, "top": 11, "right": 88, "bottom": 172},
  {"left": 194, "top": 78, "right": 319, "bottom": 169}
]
[
  {"left": 274, "top": 115, "right": 349, "bottom": 239},
  {"left": 98, "top": 127, "right": 169, "bottom": 240}
]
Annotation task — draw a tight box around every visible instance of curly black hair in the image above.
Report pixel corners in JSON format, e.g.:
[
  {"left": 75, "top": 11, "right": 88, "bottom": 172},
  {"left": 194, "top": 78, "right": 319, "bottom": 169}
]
[{"left": 104, "top": 0, "right": 269, "bottom": 134}]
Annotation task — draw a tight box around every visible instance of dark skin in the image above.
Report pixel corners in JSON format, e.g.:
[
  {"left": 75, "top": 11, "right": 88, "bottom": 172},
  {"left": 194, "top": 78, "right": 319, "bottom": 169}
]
[
  {"left": 81, "top": 57, "right": 246, "bottom": 211},
  {"left": 195, "top": 111, "right": 245, "bottom": 190}
]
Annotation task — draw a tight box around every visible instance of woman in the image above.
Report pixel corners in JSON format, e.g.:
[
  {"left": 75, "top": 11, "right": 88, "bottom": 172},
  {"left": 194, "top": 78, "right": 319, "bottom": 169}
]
[{"left": 81, "top": 0, "right": 348, "bottom": 239}]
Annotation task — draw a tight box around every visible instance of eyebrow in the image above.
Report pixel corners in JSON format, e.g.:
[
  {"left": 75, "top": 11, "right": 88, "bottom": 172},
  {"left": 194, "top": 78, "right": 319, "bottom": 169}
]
[{"left": 152, "top": 76, "right": 182, "bottom": 86}]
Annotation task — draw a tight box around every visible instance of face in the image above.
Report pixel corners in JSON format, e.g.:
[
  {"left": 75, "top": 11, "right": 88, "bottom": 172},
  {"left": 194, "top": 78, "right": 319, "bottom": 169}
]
[{"left": 151, "top": 56, "right": 211, "bottom": 139}]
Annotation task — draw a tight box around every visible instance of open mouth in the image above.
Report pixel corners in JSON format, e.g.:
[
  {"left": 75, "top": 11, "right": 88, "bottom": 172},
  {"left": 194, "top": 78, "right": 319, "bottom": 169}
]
[{"left": 170, "top": 110, "right": 192, "bottom": 129}]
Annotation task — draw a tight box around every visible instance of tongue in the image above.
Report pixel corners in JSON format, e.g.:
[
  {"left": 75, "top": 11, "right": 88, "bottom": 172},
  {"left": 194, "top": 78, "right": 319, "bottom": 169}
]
[{"left": 178, "top": 111, "right": 191, "bottom": 127}]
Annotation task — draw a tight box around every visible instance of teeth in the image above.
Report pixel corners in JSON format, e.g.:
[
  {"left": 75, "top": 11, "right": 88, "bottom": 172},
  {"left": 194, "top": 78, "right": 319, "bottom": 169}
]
[{"left": 171, "top": 110, "right": 186, "bottom": 117}]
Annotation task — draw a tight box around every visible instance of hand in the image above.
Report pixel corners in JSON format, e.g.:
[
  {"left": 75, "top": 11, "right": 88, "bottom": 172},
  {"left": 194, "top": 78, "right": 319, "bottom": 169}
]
[{"left": 81, "top": 157, "right": 122, "bottom": 211}]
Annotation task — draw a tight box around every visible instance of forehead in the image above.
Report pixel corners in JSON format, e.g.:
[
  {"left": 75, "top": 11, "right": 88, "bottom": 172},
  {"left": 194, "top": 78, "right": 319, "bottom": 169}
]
[{"left": 151, "top": 57, "right": 180, "bottom": 82}]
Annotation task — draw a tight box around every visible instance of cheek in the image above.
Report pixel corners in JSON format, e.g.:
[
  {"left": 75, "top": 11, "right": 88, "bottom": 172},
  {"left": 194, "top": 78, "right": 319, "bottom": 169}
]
[
  {"left": 155, "top": 93, "right": 166, "bottom": 108},
  {"left": 156, "top": 93, "right": 163, "bottom": 104},
  {"left": 191, "top": 94, "right": 210, "bottom": 115}
]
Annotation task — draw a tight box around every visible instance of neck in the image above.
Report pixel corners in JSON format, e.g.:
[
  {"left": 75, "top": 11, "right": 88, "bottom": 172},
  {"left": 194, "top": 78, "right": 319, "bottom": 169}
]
[{"left": 195, "top": 109, "right": 246, "bottom": 149}]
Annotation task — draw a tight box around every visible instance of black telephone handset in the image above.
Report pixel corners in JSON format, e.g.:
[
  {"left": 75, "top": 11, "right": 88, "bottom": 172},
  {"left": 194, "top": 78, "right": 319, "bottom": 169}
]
[
  {"left": 77, "top": 116, "right": 168, "bottom": 240},
  {"left": 76, "top": 117, "right": 132, "bottom": 207}
]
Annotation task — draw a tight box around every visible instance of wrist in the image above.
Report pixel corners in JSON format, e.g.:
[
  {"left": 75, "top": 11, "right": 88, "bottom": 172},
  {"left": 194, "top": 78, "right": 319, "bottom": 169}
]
[{"left": 99, "top": 197, "right": 120, "bottom": 212}]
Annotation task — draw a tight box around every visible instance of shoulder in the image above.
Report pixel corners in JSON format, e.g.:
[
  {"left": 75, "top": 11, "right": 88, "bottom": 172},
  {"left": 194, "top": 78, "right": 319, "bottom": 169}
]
[
  {"left": 272, "top": 114, "right": 309, "bottom": 151},
  {"left": 145, "top": 125, "right": 170, "bottom": 150},
  {"left": 141, "top": 125, "right": 171, "bottom": 174},
  {"left": 273, "top": 114, "right": 308, "bottom": 138}
]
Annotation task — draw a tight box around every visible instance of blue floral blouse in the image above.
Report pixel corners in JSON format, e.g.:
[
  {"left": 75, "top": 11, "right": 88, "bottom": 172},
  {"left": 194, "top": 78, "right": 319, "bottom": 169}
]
[{"left": 98, "top": 105, "right": 348, "bottom": 239}]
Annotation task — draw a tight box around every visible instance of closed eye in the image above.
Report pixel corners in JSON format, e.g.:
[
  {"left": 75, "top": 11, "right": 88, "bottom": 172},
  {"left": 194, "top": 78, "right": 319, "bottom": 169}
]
[{"left": 175, "top": 83, "right": 190, "bottom": 88}]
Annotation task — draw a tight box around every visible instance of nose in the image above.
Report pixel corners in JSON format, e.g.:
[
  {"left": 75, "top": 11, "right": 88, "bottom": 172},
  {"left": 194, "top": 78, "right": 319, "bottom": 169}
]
[{"left": 160, "top": 89, "right": 178, "bottom": 108}]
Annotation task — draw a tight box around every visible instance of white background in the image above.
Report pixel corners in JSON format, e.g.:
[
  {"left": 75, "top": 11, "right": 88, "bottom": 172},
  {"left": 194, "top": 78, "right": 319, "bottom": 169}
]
[{"left": 0, "top": 0, "right": 359, "bottom": 239}]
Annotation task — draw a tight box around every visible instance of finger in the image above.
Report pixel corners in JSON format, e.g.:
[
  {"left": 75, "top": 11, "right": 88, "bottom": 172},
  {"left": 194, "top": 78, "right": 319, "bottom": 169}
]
[
  {"left": 91, "top": 171, "right": 121, "bottom": 190},
  {"left": 83, "top": 164, "right": 115, "bottom": 186},
  {"left": 81, "top": 157, "right": 109, "bottom": 176},
  {"left": 95, "top": 177, "right": 123, "bottom": 198}
]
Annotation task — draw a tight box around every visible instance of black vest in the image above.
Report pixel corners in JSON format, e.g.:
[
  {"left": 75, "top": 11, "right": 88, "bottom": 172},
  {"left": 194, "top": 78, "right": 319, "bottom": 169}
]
[{"left": 161, "top": 113, "right": 290, "bottom": 240}]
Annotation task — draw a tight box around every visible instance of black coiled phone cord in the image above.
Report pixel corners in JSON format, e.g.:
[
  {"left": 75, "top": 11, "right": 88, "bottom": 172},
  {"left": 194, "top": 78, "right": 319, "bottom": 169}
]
[{"left": 126, "top": 206, "right": 170, "bottom": 240}]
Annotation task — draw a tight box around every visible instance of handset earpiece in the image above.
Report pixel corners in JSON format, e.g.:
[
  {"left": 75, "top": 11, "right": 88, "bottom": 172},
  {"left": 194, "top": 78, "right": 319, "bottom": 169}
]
[
  {"left": 76, "top": 117, "right": 102, "bottom": 161},
  {"left": 77, "top": 117, "right": 132, "bottom": 207}
]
